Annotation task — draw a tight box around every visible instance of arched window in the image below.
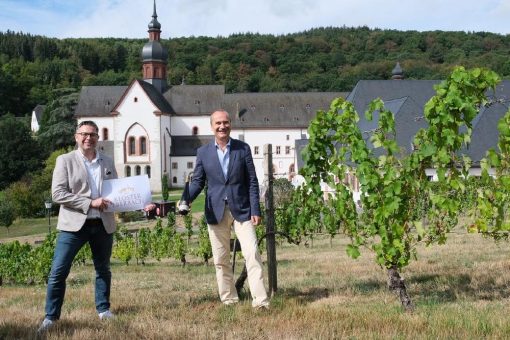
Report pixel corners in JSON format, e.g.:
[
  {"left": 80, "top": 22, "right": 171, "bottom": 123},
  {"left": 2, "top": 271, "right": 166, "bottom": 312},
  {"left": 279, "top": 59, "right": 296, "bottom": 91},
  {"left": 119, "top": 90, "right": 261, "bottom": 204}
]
[
  {"left": 192, "top": 126, "right": 199, "bottom": 135},
  {"left": 145, "top": 166, "right": 151, "bottom": 178},
  {"left": 102, "top": 128, "right": 109, "bottom": 141},
  {"left": 125, "top": 166, "right": 131, "bottom": 177},
  {"left": 135, "top": 165, "right": 141, "bottom": 175},
  {"left": 172, "top": 176, "right": 177, "bottom": 184},
  {"left": 140, "top": 137, "right": 147, "bottom": 155},
  {"left": 128, "top": 137, "right": 136, "bottom": 155}
]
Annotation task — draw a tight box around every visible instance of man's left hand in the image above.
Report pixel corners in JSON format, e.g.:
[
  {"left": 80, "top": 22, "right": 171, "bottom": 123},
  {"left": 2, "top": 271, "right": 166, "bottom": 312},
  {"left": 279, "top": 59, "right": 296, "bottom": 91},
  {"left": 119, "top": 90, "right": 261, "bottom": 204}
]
[{"left": 251, "top": 215, "right": 261, "bottom": 225}]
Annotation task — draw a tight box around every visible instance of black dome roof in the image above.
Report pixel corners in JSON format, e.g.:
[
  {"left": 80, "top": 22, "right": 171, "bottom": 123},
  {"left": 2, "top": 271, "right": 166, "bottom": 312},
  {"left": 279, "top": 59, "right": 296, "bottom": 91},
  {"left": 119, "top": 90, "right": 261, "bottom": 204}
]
[
  {"left": 142, "top": 40, "right": 168, "bottom": 62},
  {"left": 148, "top": 17, "right": 161, "bottom": 30}
]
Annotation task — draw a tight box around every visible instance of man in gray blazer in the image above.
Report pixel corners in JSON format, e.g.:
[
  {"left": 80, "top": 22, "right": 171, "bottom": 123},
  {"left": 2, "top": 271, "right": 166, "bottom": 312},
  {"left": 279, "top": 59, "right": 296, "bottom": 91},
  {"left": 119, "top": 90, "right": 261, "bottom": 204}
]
[
  {"left": 185, "top": 110, "right": 269, "bottom": 309},
  {"left": 38, "top": 121, "right": 153, "bottom": 332}
]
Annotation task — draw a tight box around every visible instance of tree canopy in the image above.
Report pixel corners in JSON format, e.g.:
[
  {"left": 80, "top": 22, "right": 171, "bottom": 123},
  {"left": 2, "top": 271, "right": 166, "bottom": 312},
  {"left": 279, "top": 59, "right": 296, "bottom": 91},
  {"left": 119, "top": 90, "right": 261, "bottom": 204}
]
[
  {"left": 0, "top": 114, "right": 42, "bottom": 189},
  {"left": 2, "top": 27, "right": 510, "bottom": 117}
]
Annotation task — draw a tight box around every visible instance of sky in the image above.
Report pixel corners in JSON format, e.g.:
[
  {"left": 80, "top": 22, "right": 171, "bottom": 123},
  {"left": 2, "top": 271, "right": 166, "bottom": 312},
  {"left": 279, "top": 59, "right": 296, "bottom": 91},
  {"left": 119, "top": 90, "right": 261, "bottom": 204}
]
[{"left": 1, "top": 0, "right": 509, "bottom": 39}]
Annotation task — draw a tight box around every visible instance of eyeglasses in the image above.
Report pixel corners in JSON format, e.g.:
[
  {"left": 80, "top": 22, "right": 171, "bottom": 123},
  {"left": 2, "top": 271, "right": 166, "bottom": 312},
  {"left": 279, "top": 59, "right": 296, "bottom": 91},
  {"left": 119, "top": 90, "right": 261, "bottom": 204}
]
[{"left": 76, "top": 132, "right": 99, "bottom": 139}]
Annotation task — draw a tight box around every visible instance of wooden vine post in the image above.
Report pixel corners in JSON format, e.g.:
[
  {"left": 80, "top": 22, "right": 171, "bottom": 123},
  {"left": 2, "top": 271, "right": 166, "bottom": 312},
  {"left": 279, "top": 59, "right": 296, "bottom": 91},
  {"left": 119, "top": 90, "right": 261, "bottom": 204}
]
[{"left": 264, "top": 144, "right": 277, "bottom": 296}]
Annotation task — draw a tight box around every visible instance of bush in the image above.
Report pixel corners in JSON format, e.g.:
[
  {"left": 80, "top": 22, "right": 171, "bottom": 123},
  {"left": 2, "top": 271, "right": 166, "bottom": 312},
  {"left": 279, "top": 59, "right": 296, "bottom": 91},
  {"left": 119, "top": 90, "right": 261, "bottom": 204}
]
[
  {"left": 273, "top": 178, "right": 294, "bottom": 208},
  {"left": 0, "top": 231, "right": 56, "bottom": 285},
  {"left": 4, "top": 181, "right": 36, "bottom": 218},
  {"left": 0, "top": 198, "right": 15, "bottom": 234},
  {"left": 117, "top": 210, "right": 145, "bottom": 222}
]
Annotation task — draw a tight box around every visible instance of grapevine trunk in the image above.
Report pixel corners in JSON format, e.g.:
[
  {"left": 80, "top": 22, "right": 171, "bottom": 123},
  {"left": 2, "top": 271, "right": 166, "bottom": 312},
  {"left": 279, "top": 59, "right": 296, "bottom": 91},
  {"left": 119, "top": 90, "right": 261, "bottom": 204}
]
[{"left": 387, "top": 265, "right": 414, "bottom": 312}]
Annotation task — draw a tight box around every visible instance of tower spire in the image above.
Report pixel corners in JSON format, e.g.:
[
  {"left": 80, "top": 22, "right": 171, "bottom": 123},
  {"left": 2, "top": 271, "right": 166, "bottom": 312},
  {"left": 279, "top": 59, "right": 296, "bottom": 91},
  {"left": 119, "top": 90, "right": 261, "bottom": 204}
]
[
  {"left": 142, "top": 0, "right": 168, "bottom": 93},
  {"left": 148, "top": 0, "right": 161, "bottom": 37}
]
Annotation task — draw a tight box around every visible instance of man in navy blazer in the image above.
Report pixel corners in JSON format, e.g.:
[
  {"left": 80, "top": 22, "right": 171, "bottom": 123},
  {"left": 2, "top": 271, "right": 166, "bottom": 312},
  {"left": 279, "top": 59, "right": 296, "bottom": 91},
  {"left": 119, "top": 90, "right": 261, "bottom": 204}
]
[{"left": 186, "top": 110, "right": 269, "bottom": 309}]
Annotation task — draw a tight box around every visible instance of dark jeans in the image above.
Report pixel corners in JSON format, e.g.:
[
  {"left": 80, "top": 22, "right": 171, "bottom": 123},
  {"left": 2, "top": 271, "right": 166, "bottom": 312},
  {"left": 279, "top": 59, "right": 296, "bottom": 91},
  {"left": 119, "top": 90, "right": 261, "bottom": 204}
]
[{"left": 44, "top": 219, "right": 113, "bottom": 320}]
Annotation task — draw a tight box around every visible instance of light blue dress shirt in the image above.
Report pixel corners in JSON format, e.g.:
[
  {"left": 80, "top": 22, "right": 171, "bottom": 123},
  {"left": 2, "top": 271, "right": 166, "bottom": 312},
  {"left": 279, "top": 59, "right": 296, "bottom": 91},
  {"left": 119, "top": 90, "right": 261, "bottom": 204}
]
[{"left": 215, "top": 139, "right": 231, "bottom": 181}]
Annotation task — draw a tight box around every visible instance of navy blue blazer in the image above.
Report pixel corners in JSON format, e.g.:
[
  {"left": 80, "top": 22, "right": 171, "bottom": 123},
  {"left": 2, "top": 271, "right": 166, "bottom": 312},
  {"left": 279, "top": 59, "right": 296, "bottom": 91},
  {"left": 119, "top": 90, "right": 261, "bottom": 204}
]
[{"left": 188, "top": 138, "right": 261, "bottom": 225}]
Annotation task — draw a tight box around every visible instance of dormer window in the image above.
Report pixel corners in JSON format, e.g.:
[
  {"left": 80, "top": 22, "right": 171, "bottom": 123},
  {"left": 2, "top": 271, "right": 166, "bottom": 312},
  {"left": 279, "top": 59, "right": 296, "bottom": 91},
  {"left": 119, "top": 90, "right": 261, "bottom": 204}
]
[
  {"left": 306, "top": 104, "right": 311, "bottom": 111},
  {"left": 264, "top": 117, "right": 270, "bottom": 122},
  {"left": 194, "top": 100, "right": 200, "bottom": 105},
  {"left": 279, "top": 104, "right": 285, "bottom": 111},
  {"left": 250, "top": 105, "right": 256, "bottom": 111}
]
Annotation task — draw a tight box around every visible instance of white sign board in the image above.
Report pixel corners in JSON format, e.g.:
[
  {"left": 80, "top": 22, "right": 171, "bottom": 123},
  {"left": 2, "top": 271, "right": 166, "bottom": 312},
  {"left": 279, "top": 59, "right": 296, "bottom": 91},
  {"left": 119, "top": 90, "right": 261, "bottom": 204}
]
[{"left": 102, "top": 175, "right": 152, "bottom": 212}]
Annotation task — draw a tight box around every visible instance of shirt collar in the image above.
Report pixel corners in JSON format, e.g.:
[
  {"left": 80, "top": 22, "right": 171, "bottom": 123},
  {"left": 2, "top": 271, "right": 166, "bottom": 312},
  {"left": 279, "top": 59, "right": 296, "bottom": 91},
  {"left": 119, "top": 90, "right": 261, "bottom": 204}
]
[
  {"left": 215, "top": 139, "right": 231, "bottom": 149},
  {"left": 78, "top": 150, "right": 99, "bottom": 164}
]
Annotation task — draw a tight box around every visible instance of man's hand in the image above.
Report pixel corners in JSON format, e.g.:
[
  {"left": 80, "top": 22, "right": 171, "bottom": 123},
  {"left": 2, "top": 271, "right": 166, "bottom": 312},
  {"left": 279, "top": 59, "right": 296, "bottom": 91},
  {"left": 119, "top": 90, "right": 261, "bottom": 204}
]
[
  {"left": 251, "top": 215, "right": 261, "bottom": 225},
  {"left": 90, "top": 198, "right": 112, "bottom": 211}
]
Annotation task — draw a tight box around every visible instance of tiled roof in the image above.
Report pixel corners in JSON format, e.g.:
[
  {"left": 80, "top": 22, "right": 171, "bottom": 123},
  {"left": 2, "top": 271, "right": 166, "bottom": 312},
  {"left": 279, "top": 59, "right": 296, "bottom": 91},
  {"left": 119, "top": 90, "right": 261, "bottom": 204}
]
[
  {"left": 346, "top": 79, "right": 510, "bottom": 162},
  {"left": 74, "top": 86, "right": 127, "bottom": 117},
  {"left": 137, "top": 80, "right": 174, "bottom": 114},
  {"left": 224, "top": 92, "right": 348, "bottom": 128},
  {"left": 164, "top": 85, "right": 224, "bottom": 115}
]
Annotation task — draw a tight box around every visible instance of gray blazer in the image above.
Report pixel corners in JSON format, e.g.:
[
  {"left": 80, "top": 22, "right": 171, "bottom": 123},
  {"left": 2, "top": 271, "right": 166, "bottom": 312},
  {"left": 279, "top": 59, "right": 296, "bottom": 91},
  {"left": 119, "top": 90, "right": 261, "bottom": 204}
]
[{"left": 52, "top": 150, "right": 118, "bottom": 234}]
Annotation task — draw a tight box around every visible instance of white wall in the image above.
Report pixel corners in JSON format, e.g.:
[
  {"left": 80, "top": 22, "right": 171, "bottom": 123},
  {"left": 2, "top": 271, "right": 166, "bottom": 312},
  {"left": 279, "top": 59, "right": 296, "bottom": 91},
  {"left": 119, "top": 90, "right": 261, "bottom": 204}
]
[
  {"left": 169, "top": 156, "right": 196, "bottom": 187},
  {"left": 112, "top": 82, "right": 168, "bottom": 192},
  {"left": 239, "top": 128, "right": 306, "bottom": 183},
  {"left": 169, "top": 127, "right": 307, "bottom": 187},
  {"left": 31, "top": 111, "right": 40, "bottom": 132},
  {"left": 170, "top": 116, "right": 210, "bottom": 135},
  {"left": 91, "top": 117, "right": 114, "bottom": 141}
]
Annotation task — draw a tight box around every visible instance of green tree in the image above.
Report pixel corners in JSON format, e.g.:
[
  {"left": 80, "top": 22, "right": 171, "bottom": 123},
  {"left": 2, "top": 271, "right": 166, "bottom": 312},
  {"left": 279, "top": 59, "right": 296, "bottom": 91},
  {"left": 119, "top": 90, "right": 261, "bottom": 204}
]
[
  {"left": 4, "top": 181, "right": 34, "bottom": 218},
  {"left": 3, "top": 148, "right": 69, "bottom": 219},
  {"left": 0, "top": 114, "right": 42, "bottom": 189},
  {"left": 161, "top": 173, "right": 169, "bottom": 201},
  {"left": 293, "top": 67, "right": 499, "bottom": 311},
  {"left": 37, "top": 88, "right": 78, "bottom": 155},
  {"left": 0, "top": 199, "right": 15, "bottom": 235}
]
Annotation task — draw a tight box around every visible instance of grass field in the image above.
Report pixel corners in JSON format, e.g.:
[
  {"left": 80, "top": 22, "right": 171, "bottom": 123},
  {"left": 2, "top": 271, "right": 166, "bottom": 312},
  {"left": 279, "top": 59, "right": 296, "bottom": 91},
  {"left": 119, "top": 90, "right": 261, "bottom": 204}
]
[{"left": 2, "top": 228, "right": 510, "bottom": 339}]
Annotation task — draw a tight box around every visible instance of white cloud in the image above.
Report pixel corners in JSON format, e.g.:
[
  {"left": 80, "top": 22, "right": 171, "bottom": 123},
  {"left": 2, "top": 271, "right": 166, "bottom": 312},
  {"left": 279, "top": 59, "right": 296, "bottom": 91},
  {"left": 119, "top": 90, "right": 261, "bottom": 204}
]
[{"left": 0, "top": 0, "right": 509, "bottom": 39}]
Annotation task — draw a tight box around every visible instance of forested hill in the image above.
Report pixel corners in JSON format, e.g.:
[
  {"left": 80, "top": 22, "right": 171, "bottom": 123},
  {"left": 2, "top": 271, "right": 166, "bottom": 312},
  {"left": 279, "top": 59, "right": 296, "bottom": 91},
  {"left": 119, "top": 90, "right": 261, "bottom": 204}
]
[{"left": 1, "top": 27, "right": 510, "bottom": 116}]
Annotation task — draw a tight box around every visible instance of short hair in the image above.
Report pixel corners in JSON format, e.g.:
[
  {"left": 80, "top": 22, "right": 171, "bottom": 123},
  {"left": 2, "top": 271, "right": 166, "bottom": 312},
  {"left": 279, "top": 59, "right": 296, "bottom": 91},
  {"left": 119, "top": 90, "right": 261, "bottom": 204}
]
[
  {"left": 77, "top": 120, "right": 99, "bottom": 133},
  {"left": 210, "top": 110, "right": 230, "bottom": 124}
]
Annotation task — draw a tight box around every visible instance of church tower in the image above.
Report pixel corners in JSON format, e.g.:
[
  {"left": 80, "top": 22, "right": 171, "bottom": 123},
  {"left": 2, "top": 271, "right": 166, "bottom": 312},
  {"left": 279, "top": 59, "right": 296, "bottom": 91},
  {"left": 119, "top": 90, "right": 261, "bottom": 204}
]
[{"left": 142, "top": 0, "right": 168, "bottom": 93}]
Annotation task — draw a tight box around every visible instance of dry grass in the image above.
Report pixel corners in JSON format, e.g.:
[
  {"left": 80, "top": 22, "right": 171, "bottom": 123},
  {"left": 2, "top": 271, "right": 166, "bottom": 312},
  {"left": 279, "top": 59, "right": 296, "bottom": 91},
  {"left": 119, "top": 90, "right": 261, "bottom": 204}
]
[{"left": 2, "top": 230, "right": 510, "bottom": 339}]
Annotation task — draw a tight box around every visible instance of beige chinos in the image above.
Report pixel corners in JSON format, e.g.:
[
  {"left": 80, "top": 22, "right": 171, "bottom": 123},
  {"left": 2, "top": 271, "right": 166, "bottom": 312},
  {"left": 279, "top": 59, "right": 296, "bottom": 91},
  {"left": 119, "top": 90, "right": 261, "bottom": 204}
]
[{"left": 208, "top": 205, "right": 269, "bottom": 307}]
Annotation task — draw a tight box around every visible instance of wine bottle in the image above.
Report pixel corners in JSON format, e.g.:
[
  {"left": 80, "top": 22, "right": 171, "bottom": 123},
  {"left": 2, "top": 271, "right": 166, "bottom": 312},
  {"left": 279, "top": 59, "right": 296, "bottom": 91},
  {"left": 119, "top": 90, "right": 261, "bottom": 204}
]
[{"left": 178, "top": 174, "right": 191, "bottom": 215}]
